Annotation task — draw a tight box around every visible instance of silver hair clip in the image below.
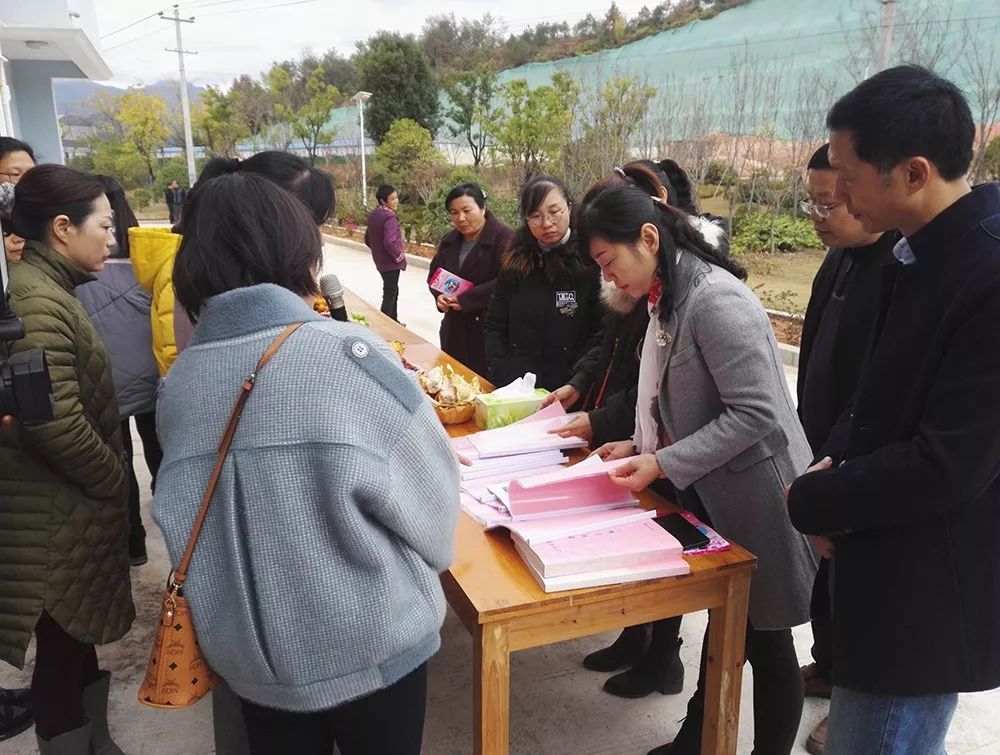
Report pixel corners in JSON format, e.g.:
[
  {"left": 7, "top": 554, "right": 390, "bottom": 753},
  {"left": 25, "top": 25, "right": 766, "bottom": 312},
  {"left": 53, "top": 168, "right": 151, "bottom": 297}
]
[{"left": 613, "top": 166, "right": 627, "bottom": 179}]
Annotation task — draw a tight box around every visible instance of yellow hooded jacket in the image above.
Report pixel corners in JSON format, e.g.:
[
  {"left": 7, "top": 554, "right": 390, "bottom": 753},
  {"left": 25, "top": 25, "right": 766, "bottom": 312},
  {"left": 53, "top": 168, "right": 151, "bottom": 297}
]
[{"left": 129, "top": 227, "right": 182, "bottom": 377}]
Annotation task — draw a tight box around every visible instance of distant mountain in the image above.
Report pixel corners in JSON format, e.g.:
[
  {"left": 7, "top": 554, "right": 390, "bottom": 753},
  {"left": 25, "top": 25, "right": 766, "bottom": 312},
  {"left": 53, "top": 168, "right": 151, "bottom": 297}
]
[{"left": 54, "top": 80, "right": 205, "bottom": 117}]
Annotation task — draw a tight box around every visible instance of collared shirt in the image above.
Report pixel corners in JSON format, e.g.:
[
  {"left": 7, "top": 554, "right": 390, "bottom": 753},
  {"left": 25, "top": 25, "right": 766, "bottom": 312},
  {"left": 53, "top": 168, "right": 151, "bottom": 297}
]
[{"left": 893, "top": 236, "right": 917, "bottom": 265}]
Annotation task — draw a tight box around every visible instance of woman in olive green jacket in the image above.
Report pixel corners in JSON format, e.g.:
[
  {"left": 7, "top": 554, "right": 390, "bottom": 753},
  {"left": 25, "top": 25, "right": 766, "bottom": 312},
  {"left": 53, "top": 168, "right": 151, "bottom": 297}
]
[{"left": 0, "top": 165, "right": 133, "bottom": 754}]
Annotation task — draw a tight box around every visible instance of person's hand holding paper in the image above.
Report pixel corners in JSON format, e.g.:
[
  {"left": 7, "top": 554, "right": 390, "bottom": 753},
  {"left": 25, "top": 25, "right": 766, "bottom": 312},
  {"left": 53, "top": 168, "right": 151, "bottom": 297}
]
[
  {"left": 540, "top": 384, "right": 581, "bottom": 410},
  {"left": 608, "top": 453, "right": 666, "bottom": 492},
  {"left": 549, "top": 412, "right": 592, "bottom": 440},
  {"left": 592, "top": 439, "right": 636, "bottom": 462}
]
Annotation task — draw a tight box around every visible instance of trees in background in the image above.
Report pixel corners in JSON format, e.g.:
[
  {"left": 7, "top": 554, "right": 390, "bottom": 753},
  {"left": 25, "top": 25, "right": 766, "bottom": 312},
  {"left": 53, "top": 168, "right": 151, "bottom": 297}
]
[
  {"left": 371, "top": 119, "right": 444, "bottom": 204},
  {"left": 489, "top": 71, "right": 578, "bottom": 183},
  {"left": 196, "top": 86, "right": 249, "bottom": 158},
  {"left": 356, "top": 33, "right": 440, "bottom": 143},
  {"left": 562, "top": 75, "right": 656, "bottom": 191},
  {"left": 269, "top": 65, "right": 341, "bottom": 165},
  {"left": 443, "top": 64, "right": 498, "bottom": 169}
]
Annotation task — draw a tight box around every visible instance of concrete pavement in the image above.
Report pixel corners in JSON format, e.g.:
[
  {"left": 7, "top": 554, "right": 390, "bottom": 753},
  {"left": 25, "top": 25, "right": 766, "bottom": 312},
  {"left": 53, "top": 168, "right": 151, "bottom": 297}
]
[{"left": 2, "top": 238, "right": 998, "bottom": 753}]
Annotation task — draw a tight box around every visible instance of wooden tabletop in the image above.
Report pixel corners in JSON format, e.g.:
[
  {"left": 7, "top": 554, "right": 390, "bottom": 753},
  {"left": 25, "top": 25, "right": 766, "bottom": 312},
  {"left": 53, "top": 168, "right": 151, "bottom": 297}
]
[{"left": 343, "top": 289, "right": 757, "bottom": 624}]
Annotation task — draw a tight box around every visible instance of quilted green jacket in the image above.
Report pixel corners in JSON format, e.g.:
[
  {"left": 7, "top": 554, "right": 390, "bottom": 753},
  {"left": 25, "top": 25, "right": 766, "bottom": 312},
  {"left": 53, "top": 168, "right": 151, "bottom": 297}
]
[{"left": 0, "top": 242, "right": 134, "bottom": 668}]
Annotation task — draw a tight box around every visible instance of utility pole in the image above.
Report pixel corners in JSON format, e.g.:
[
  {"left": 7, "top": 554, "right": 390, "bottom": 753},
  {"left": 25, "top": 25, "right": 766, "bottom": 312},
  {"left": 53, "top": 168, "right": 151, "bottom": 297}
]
[
  {"left": 352, "top": 91, "right": 372, "bottom": 207},
  {"left": 877, "top": 0, "right": 899, "bottom": 72},
  {"left": 160, "top": 5, "right": 197, "bottom": 186}
]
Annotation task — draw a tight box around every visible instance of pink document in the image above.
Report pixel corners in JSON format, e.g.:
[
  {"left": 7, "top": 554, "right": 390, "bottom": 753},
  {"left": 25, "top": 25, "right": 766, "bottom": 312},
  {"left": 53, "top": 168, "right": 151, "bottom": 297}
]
[
  {"left": 495, "top": 506, "right": 655, "bottom": 545},
  {"left": 515, "top": 545, "right": 691, "bottom": 592},
  {"left": 503, "top": 455, "right": 639, "bottom": 518},
  {"left": 516, "top": 518, "right": 683, "bottom": 578},
  {"left": 466, "top": 413, "right": 589, "bottom": 457},
  {"left": 429, "top": 267, "right": 475, "bottom": 297}
]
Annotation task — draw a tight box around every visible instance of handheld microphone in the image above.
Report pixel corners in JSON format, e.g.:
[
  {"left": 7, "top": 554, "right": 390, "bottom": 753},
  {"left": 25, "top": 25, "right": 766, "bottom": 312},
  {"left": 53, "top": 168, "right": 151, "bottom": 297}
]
[{"left": 319, "top": 273, "right": 349, "bottom": 322}]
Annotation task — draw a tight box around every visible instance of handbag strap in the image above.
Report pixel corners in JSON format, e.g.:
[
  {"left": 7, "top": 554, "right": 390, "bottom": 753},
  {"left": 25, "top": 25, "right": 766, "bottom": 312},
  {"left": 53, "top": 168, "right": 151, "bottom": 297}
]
[{"left": 169, "top": 322, "right": 304, "bottom": 592}]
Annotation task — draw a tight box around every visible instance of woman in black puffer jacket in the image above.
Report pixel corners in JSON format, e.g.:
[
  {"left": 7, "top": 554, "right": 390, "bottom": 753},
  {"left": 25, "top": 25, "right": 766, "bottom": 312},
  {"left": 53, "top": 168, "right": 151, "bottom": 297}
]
[{"left": 483, "top": 175, "right": 603, "bottom": 392}]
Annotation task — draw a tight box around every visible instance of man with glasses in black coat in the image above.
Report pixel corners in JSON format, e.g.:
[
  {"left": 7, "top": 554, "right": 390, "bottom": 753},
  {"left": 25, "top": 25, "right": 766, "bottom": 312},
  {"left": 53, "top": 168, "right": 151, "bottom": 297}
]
[{"left": 794, "top": 143, "right": 899, "bottom": 753}]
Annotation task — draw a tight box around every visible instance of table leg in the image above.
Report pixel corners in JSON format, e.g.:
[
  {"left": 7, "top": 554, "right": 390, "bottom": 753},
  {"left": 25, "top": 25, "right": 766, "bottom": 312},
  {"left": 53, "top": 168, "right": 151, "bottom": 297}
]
[
  {"left": 701, "top": 570, "right": 751, "bottom": 754},
  {"left": 474, "top": 621, "right": 511, "bottom": 755}
]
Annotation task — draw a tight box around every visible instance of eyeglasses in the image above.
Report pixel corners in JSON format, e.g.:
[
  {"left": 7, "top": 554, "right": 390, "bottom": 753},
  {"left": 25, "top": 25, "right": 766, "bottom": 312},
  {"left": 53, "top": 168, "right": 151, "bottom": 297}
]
[
  {"left": 799, "top": 199, "right": 841, "bottom": 219},
  {"left": 526, "top": 206, "right": 567, "bottom": 228}
]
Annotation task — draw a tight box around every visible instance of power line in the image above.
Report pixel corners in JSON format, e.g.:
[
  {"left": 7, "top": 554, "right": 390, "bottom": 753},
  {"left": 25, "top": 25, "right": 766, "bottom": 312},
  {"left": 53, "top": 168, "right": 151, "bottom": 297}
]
[
  {"left": 199, "top": 0, "right": 320, "bottom": 18},
  {"left": 188, "top": 0, "right": 251, "bottom": 8},
  {"left": 100, "top": 10, "right": 164, "bottom": 39},
  {"left": 103, "top": 25, "right": 169, "bottom": 52}
]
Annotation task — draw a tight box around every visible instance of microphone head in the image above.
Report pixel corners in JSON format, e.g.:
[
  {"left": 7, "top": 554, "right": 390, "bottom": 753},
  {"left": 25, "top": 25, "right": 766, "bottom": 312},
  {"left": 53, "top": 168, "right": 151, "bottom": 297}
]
[{"left": 319, "top": 273, "right": 343, "bottom": 299}]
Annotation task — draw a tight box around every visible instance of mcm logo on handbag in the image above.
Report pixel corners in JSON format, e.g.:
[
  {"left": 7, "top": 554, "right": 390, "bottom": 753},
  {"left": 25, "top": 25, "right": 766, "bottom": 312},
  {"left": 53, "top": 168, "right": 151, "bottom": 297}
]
[{"left": 138, "top": 323, "right": 303, "bottom": 708}]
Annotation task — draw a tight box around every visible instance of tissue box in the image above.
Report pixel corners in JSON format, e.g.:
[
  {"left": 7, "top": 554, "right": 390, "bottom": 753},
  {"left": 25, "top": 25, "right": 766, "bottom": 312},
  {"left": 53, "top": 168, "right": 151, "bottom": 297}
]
[{"left": 474, "top": 389, "right": 550, "bottom": 430}]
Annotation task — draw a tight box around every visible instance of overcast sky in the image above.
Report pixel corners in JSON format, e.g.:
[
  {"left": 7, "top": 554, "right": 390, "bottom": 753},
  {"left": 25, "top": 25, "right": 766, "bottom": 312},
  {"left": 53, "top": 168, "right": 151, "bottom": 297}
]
[{"left": 95, "top": 0, "right": 656, "bottom": 87}]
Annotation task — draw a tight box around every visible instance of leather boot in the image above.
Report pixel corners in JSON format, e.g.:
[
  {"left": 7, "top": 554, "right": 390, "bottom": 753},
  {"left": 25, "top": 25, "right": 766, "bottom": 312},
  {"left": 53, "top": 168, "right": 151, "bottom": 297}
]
[
  {"left": 81, "top": 672, "right": 125, "bottom": 755},
  {"left": 0, "top": 687, "right": 32, "bottom": 741},
  {"left": 604, "top": 638, "right": 684, "bottom": 698},
  {"left": 582, "top": 624, "right": 650, "bottom": 673},
  {"left": 36, "top": 722, "right": 92, "bottom": 755}
]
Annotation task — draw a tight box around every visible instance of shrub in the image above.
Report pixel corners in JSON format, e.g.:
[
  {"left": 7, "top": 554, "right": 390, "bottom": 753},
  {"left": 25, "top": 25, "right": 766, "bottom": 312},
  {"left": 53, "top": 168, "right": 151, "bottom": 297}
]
[
  {"left": 703, "top": 161, "right": 738, "bottom": 186},
  {"left": 732, "top": 210, "right": 821, "bottom": 254},
  {"left": 334, "top": 187, "right": 367, "bottom": 228},
  {"left": 697, "top": 182, "right": 723, "bottom": 200},
  {"left": 130, "top": 187, "right": 153, "bottom": 210}
]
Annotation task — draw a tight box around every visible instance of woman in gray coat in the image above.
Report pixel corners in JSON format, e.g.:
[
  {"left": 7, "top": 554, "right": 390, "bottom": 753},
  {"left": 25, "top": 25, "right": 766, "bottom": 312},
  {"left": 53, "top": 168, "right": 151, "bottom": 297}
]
[{"left": 581, "top": 178, "right": 818, "bottom": 755}]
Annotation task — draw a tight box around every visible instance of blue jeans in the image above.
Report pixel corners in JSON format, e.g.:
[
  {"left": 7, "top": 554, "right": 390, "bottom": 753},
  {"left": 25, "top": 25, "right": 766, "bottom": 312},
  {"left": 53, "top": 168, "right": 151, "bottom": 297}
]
[{"left": 826, "top": 686, "right": 958, "bottom": 755}]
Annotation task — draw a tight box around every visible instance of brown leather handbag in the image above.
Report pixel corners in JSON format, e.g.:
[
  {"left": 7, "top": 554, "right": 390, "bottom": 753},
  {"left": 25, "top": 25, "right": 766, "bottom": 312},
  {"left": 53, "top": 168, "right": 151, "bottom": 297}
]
[{"left": 139, "top": 323, "right": 303, "bottom": 708}]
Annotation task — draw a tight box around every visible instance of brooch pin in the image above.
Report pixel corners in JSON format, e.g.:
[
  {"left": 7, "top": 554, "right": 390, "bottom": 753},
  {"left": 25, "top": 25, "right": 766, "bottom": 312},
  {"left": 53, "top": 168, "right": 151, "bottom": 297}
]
[{"left": 656, "top": 328, "right": 671, "bottom": 347}]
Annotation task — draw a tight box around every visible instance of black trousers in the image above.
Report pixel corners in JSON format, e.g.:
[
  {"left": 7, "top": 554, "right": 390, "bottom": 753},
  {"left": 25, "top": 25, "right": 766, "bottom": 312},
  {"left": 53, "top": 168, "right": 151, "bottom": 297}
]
[
  {"left": 668, "top": 487, "right": 803, "bottom": 754},
  {"left": 31, "top": 612, "right": 100, "bottom": 739},
  {"left": 379, "top": 270, "right": 401, "bottom": 322},
  {"left": 121, "top": 412, "right": 163, "bottom": 549},
  {"left": 809, "top": 557, "right": 834, "bottom": 682},
  {"left": 239, "top": 663, "right": 427, "bottom": 755},
  {"left": 669, "top": 619, "right": 804, "bottom": 755}
]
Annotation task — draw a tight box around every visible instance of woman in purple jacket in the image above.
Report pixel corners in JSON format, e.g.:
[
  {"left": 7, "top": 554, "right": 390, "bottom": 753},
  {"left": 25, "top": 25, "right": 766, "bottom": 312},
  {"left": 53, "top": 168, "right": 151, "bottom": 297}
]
[
  {"left": 364, "top": 184, "right": 407, "bottom": 321},
  {"left": 428, "top": 183, "right": 514, "bottom": 377}
]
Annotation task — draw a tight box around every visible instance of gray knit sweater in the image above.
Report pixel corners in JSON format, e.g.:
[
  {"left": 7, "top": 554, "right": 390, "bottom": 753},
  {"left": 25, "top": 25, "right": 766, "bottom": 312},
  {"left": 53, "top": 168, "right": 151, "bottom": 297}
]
[{"left": 153, "top": 284, "right": 459, "bottom": 712}]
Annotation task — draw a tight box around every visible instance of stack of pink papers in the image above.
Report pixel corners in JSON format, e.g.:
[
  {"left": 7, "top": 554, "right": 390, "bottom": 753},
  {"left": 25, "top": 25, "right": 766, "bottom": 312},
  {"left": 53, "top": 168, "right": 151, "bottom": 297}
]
[
  {"left": 461, "top": 402, "right": 589, "bottom": 458},
  {"left": 514, "top": 518, "right": 690, "bottom": 592},
  {"left": 501, "top": 455, "right": 639, "bottom": 518}
]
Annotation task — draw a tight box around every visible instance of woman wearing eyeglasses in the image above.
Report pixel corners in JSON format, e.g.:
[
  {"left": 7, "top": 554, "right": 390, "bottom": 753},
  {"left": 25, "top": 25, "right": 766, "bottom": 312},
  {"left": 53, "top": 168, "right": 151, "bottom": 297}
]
[{"left": 483, "top": 175, "right": 603, "bottom": 392}]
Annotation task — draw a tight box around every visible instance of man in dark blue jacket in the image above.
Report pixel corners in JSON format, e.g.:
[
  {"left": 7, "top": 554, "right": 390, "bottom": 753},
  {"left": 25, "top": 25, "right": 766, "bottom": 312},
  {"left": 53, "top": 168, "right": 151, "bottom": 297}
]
[{"left": 788, "top": 65, "right": 1000, "bottom": 754}]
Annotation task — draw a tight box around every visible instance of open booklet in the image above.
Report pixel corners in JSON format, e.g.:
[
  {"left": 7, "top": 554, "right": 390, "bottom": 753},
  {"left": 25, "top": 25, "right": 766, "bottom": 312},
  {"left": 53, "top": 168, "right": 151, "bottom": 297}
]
[
  {"left": 462, "top": 453, "right": 657, "bottom": 544},
  {"left": 490, "top": 454, "right": 639, "bottom": 518},
  {"left": 460, "top": 401, "right": 590, "bottom": 458}
]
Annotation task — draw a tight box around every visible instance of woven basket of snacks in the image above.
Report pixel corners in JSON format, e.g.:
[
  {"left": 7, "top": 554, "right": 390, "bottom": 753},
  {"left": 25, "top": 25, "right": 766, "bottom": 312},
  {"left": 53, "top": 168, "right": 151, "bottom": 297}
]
[{"left": 419, "top": 365, "right": 481, "bottom": 425}]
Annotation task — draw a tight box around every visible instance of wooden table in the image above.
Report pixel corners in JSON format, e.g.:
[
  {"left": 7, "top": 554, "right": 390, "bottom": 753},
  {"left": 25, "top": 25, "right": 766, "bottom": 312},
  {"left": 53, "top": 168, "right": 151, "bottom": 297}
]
[{"left": 345, "top": 291, "right": 758, "bottom": 755}]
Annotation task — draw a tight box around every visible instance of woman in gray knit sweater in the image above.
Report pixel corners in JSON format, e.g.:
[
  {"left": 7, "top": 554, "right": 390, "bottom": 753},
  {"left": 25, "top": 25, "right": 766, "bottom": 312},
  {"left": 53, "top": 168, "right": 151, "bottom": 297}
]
[{"left": 153, "top": 173, "right": 460, "bottom": 754}]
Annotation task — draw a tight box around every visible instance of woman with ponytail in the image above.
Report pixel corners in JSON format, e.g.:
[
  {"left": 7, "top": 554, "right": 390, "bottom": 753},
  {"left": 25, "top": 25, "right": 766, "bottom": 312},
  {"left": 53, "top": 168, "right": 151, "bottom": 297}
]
[
  {"left": 548, "top": 161, "right": 728, "bottom": 701},
  {"left": 579, "top": 183, "right": 817, "bottom": 755}
]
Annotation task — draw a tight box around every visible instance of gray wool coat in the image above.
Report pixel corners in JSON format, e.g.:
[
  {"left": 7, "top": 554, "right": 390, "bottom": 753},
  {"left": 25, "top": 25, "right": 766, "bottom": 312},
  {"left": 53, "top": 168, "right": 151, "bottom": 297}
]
[{"left": 653, "top": 251, "right": 818, "bottom": 630}]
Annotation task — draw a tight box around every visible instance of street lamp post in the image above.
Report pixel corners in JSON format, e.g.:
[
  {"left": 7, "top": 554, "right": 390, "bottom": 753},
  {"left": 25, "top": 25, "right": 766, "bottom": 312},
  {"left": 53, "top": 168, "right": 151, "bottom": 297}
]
[{"left": 351, "top": 91, "right": 372, "bottom": 208}]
